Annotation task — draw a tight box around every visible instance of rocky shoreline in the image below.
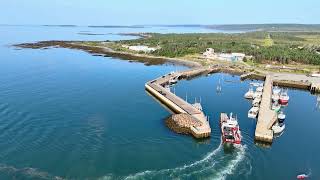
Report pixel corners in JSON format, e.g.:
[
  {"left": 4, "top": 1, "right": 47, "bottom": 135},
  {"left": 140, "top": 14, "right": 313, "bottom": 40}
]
[
  {"left": 165, "top": 114, "right": 202, "bottom": 135},
  {"left": 14, "top": 41, "right": 201, "bottom": 68}
]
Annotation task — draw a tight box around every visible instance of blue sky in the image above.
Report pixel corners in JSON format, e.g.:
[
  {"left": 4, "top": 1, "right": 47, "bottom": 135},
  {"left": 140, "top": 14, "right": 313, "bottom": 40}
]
[{"left": 1, "top": 0, "right": 319, "bottom": 25}]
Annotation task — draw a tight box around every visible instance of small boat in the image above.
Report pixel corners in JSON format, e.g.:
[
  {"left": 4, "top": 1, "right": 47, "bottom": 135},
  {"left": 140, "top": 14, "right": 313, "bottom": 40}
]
[
  {"left": 250, "top": 82, "right": 263, "bottom": 87},
  {"left": 253, "top": 91, "right": 262, "bottom": 99},
  {"left": 244, "top": 86, "right": 254, "bottom": 99},
  {"left": 273, "top": 86, "right": 281, "bottom": 95},
  {"left": 164, "top": 85, "right": 171, "bottom": 92},
  {"left": 297, "top": 174, "right": 309, "bottom": 179},
  {"left": 272, "top": 102, "right": 281, "bottom": 112},
  {"left": 278, "top": 111, "right": 286, "bottom": 123},
  {"left": 169, "top": 78, "right": 178, "bottom": 85},
  {"left": 272, "top": 122, "right": 285, "bottom": 135},
  {"left": 272, "top": 93, "right": 280, "bottom": 102},
  {"left": 220, "top": 113, "right": 242, "bottom": 145},
  {"left": 256, "top": 86, "right": 264, "bottom": 93},
  {"left": 279, "top": 90, "right": 290, "bottom": 105},
  {"left": 248, "top": 107, "right": 259, "bottom": 119},
  {"left": 252, "top": 98, "right": 261, "bottom": 107},
  {"left": 192, "top": 98, "right": 203, "bottom": 111}
]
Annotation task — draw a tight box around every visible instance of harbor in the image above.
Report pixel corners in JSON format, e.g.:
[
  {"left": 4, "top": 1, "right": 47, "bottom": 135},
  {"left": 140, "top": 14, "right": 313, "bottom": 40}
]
[{"left": 146, "top": 65, "right": 320, "bottom": 144}]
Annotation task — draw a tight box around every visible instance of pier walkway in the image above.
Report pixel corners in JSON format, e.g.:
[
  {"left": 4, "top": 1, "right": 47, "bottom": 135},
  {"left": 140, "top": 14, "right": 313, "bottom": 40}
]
[
  {"left": 255, "top": 75, "right": 277, "bottom": 143},
  {"left": 145, "top": 68, "right": 211, "bottom": 138}
]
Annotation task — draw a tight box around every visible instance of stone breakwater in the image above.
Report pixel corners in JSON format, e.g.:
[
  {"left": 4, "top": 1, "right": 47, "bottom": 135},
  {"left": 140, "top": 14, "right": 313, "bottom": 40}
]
[{"left": 166, "top": 114, "right": 203, "bottom": 135}]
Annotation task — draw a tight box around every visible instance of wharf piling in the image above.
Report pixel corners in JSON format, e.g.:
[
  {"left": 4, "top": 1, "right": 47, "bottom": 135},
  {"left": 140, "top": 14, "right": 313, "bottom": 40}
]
[
  {"left": 255, "top": 75, "right": 277, "bottom": 143},
  {"left": 145, "top": 68, "right": 211, "bottom": 138}
]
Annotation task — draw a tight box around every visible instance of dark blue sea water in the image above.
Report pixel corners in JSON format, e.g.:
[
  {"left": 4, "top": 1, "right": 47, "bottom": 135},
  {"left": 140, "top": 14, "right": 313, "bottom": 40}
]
[{"left": 0, "top": 25, "right": 319, "bottom": 179}]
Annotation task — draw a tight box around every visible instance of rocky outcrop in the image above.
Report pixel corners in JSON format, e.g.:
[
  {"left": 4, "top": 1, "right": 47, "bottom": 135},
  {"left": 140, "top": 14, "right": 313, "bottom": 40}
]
[{"left": 165, "top": 113, "right": 202, "bottom": 135}]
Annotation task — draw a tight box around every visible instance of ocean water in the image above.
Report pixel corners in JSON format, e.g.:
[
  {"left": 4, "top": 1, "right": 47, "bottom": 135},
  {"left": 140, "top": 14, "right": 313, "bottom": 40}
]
[{"left": 0, "top": 25, "right": 319, "bottom": 180}]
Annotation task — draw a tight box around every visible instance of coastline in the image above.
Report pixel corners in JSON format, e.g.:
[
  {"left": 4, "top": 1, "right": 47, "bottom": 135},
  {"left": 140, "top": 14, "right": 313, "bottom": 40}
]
[
  {"left": 14, "top": 40, "right": 320, "bottom": 93},
  {"left": 15, "top": 41, "right": 202, "bottom": 68}
]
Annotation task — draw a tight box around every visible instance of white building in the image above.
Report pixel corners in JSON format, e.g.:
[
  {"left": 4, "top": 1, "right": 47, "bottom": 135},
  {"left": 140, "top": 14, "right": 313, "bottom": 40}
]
[
  {"left": 203, "top": 48, "right": 245, "bottom": 61},
  {"left": 124, "top": 45, "right": 157, "bottom": 53}
]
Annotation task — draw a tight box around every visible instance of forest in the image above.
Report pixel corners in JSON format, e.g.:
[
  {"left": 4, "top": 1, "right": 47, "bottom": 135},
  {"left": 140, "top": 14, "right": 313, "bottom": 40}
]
[{"left": 118, "top": 31, "right": 320, "bottom": 65}]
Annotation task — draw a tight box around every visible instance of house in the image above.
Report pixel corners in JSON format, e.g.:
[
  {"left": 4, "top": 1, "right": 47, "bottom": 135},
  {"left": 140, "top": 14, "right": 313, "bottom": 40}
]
[
  {"left": 124, "top": 45, "right": 157, "bottom": 53},
  {"left": 203, "top": 48, "right": 246, "bottom": 61}
]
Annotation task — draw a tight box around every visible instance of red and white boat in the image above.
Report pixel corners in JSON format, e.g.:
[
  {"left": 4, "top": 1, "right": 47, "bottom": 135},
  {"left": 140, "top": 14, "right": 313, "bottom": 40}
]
[
  {"left": 279, "top": 90, "right": 290, "bottom": 105},
  {"left": 220, "top": 113, "right": 242, "bottom": 145}
]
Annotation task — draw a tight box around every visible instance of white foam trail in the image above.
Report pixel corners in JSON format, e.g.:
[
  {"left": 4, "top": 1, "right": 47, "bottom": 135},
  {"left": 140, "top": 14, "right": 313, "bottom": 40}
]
[
  {"left": 124, "top": 140, "right": 225, "bottom": 179},
  {"left": 211, "top": 145, "right": 247, "bottom": 180}
]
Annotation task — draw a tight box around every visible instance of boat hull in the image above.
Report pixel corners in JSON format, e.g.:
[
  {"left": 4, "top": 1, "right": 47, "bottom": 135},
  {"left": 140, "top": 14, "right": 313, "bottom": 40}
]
[{"left": 279, "top": 99, "right": 289, "bottom": 105}]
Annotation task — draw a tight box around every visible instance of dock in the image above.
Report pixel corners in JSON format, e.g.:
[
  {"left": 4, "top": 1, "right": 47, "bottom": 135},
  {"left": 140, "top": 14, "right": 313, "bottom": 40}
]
[
  {"left": 255, "top": 75, "right": 277, "bottom": 143},
  {"left": 145, "top": 68, "right": 211, "bottom": 138}
]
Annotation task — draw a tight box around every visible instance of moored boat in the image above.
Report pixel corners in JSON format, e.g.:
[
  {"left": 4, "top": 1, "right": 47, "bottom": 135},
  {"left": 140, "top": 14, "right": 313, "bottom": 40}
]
[
  {"left": 278, "top": 111, "right": 286, "bottom": 123},
  {"left": 279, "top": 90, "right": 290, "bottom": 105},
  {"left": 220, "top": 113, "right": 242, "bottom": 145},
  {"left": 256, "top": 86, "right": 264, "bottom": 93},
  {"left": 272, "top": 122, "right": 285, "bottom": 135},
  {"left": 272, "top": 93, "right": 280, "bottom": 102},
  {"left": 253, "top": 91, "right": 262, "bottom": 99},
  {"left": 248, "top": 106, "right": 259, "bottom": 119},
  {"left": 273, "top": 86, "right": 281, "bottom": 95},
  {"left": 272, "top": 102, "right": 281, "bottom": 112},
  {"left": 244, "top": 86, "right": 254, "bottom": 99},
  {"left": 252, "top": 98, "right": 261, "bottom": 107},
  {"left": 169, "top": 78, "right": 178, "bottom": 85}
]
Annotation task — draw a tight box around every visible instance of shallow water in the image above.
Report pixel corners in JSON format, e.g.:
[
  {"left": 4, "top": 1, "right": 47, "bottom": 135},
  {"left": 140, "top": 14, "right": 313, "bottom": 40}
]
[{"left": 0, "top": 25, "right": 319, "bottom": 179}]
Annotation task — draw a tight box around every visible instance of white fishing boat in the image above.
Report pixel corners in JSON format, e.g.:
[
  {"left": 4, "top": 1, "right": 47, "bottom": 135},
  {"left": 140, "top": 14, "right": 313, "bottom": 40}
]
[
  {"left": 273, "top": 86, "right": 281, "bottom": 95},
  {"left": 244, "top": 86, "right": 254, "bottom": 99},
  {"left": 272, "top": 93, "right": 280, "bottom": 102},
  {"left": 169, "top": 78, "right": 178, "bottom": 85},
  {"left": 250, "top": 82, "right": 263, "bottom": 87},
  {"left": 256, "top": 86, "right": 264, "bottom": 93},
  {"left": 252, "top": 98, "right": 261, "bottom": 107},
  {"left": 253, "top": 91, "right": 262, "bottom": 99},
  {"left": 248, "top": 106, "right": 259, "bottom": 119},
  {"left": 272, "top": 122, "right": 285, "bottom": 135},
  {"left": 192, "top": 98, "right": 203, "bottom": 111}
]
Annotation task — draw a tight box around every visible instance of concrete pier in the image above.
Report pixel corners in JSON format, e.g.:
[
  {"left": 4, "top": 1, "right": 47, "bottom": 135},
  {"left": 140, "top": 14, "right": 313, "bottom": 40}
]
[
  {"left": 255, "top": 75, "right": 277, "bottom": 143},
  {"left": 145, "top": 68, "right": 211, "bottom": 138}
]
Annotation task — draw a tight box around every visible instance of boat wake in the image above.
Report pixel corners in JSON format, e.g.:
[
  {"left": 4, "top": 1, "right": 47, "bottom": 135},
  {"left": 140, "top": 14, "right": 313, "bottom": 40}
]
[{"left": 117, "top": 141, "right": 247, "bottom": 180}]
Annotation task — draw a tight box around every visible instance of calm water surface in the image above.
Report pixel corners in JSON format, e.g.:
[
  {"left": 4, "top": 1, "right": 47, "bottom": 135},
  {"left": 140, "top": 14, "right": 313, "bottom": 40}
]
[{"left": 0, "top": 25, "right": 319, "bottom": 179}]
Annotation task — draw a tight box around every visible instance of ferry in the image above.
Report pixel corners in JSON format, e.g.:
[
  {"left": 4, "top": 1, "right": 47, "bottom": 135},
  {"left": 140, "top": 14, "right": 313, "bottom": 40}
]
[
  {"left": 248, "top": 107, "right": 259, "bottom": 119},
  {"left": 220, "top": 113, "right": 242, "bottom": 145},
  {"left": 279, "top": 90, "right": 290, "bottom": 105}
]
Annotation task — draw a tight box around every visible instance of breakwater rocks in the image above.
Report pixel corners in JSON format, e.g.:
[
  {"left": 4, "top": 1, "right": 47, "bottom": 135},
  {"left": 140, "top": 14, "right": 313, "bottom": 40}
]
[{"left": 165, "top": 113, "right": 202, "bottom": 135}]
